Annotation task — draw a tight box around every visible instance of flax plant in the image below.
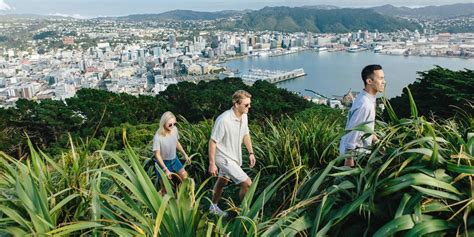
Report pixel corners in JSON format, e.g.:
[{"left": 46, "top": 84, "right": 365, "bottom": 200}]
[{"left": 1, "top": 90, "right": 472, "bottom": 236}]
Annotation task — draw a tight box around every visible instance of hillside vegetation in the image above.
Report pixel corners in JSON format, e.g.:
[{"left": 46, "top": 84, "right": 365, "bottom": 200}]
[
  {"left": 0, "top": 67, "right": 472, "bottom": 235},
  {"left": 220, "top": 7, "right": 419, "bottom": 32}
]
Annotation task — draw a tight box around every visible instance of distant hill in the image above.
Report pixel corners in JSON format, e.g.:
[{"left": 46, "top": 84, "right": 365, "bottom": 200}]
[
  {"left": 371, "top": 3, "right": 474, "bottom": 19},
  {"left": 300, "top": 5, "right": 340, "bottom": 10},
  {"left": 0, "top": 14, "right": 71, "bottom": 20},
  {"left": 219, "top": 6, "right": 419, "bottom": 33},
  {"left": 112, "top": 10, "right": 246, "bottom": 21}
]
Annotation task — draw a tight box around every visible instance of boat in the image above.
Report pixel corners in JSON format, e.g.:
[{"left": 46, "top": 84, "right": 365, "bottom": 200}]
[
  {"left": 347, "top": 45, "right": 367, "bottom": 53},
  {"left": 315, "top": 47, "right": 328, "bottom": 52},
  {"left": 373, "top": 45, "right": 383, "bottom": 53},
  {"left": 256, "top": 52, "right": 269, "bottom": 57}
]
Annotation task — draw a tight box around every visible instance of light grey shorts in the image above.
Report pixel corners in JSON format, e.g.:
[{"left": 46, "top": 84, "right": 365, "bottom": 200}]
[{"left": 216, "top": 157, "right": 249, "bottom": 184}]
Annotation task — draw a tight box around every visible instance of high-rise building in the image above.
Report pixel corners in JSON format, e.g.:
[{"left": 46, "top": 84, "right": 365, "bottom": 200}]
[
  {"left": 240, "top": 42, "right": 248, "bottom": 54},
  {"left": 146, "top": 71, "right": 155, "bottom": 90},
  {"left": 153, "top": 47, "right": 162, "bottom": 58},
  {"left": 270, "top": 39, "right": 277, "bottom": 49},
  {"left": 211, "top": 35, "right": 219, "bottom": 49},
  {"left": 317, "top": 37, "right": 331, "bottom": 46},
  {"left": 138, "top": 48, "right": 146, "bottom": 66},
  {"left": 307, "top": 33, "right": 314, "bottom": 46},
  {"left": 79, "top": 59, "right": 86, "bottom": 73},
  {"left": 169, "top": 35, "right": 177, "bottom": 49},
  {"left": 282, "top": 37, "right": 290, "bottom": 48},
  {"left": 248, "top": 35, "right": 257, "bottom": 46}
]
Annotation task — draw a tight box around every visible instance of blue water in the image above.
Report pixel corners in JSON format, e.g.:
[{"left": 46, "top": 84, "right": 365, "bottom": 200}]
[{"left": 225, "top": 51, "right": 473, "bottom": 98}]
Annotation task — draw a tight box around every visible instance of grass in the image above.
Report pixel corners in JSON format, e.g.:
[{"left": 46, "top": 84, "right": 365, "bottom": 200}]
[{"left": 0, "top": 95, "right": 473, "bottom": 236}]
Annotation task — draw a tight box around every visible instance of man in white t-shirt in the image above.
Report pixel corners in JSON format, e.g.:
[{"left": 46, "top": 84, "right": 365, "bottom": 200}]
[{"left": 208, "top": 90, "right": 256, "bottom": 216}]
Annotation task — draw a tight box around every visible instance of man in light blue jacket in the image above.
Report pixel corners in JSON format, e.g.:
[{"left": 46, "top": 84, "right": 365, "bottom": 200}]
[{"left": 339, "top": 64, "right": 385, "bottom": 167}]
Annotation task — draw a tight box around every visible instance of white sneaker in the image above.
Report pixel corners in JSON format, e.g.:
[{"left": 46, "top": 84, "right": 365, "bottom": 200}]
[{"left": 209, "top": 204, "right": 227, "bottom": 217}]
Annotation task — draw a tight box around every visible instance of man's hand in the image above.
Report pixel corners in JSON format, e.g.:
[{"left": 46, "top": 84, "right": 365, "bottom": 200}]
[
  {"left": 344, "top": 157, "right": 355, "bottom": 168},
  {"left": 249, "top": 154, "right": 256, "bottom": 168},
  {"left": 208, "top": 163, "right": 218, "bottom": 176},
  {"left": 372, "top": 135, "right": 386, "bottom": 155},
  {"left": 373, "top": 135, "right": 380, "bottom": 144},
  {"left": 378, "top": 146, "right": 386, "bottom": 156}
]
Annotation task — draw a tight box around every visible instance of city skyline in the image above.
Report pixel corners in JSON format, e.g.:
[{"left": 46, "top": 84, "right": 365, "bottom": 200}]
[{"left": 0, "top": 0, "right": 473, "bottom": 18}]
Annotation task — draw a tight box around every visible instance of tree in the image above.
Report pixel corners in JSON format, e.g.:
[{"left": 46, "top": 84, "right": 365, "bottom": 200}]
[
  {"left": 387, "top": 66, "right": 474, "bottom": 119},
  {"left": 66, "top": 89, "right": 171, "bottom": 137},
  {"left": 0, "top": 78, "right": 312, "bottom": 155},
  {"left": 160, "top": 78, "right": 313, "bottom": 122},
  {"left": 1, "top": 99, "right": 84, "bottom": 154}
]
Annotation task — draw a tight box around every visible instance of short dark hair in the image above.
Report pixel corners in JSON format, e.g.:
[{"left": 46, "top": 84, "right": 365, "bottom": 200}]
[{"left": 361, "top": 64, "right": 382, "bottom": 86}]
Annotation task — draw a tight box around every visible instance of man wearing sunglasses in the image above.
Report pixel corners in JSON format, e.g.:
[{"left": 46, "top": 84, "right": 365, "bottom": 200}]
[
  {"left": 339, "top": 64, "right": 385, "bottom": 167},
  {"left": 208, "top": 90, "right": 256, "bottom": 216}
]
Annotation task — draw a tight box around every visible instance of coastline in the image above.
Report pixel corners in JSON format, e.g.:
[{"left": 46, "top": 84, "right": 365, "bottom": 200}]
[
  {"left": 222, "top": 48, "right": 473, "bottom": 63},
  {"left": 379, "top": 53, "right": 474, "bottom": 60}
]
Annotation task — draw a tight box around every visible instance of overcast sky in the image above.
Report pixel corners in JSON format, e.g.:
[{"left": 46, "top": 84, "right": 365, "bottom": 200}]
[{"left": 0, "top": 0, "right": 472, "bottom": 18}]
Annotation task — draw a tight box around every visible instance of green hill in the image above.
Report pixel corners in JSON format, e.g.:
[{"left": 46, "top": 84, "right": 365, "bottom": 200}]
[
  {"left": 222, "top": 6, "right": 419, "bottom": 33},
  {"left": 113, "top": 10, "right": 245, "bottom": 21},
  {"left": 371, "top": 3, "right": 474, "bottom": 19}
]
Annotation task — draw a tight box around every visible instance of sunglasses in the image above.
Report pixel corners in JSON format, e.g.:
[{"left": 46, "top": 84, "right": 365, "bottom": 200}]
[
  {"left": 167, "top": 123, "right": 177, "bottom": 128},
  {"left": 243, "top": 103, "right": 251, "bottom": 108}
]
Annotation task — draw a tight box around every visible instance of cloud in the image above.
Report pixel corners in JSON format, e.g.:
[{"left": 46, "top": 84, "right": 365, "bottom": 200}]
[
  {"left": 0, "top": 0, "right": 13, "bottom": 11},
  {"left": 49, "top": 13, "right": 91, "bottom": 19}
]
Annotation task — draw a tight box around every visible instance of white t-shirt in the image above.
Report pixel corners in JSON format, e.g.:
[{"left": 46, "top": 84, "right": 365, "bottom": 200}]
[
  {"left": 152, "top": 128, "right": 179, "bottom": 160},
  {"left": 211, "top": 108, "right": 250, "bottom": 166}
]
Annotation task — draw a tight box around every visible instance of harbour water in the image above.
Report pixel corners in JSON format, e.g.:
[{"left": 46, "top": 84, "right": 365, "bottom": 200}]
[{"left": 224, "top": 51, "right": 474, "bottom": 99}]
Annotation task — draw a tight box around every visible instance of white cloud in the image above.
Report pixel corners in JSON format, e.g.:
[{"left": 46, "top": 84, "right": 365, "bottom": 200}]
[
  {"left": 0, "top": 0, "right": 13, "bottom": 11},
  {"left": 49, "top": 13, "right": 90, "bottom": 19}
]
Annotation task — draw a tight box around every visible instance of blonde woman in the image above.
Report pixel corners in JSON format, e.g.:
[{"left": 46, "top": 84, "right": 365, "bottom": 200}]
[{"left": 152, "top": 111, "right": 190, "bottom": 193}]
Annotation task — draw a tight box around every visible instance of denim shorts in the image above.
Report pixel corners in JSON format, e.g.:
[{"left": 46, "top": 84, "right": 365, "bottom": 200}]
[{"left": 154, "top": 155, "right": 184, "bottom": 180}]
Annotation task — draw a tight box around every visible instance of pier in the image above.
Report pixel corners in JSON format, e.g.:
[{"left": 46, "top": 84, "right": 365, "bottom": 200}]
[{"left": 242, "top": 68, "right": 306, "bottom": 85}]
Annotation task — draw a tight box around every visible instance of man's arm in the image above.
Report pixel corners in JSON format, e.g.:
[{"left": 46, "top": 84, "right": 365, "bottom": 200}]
[
  {"left": 208, "top": 139, "right": 218, "bottom": 176},
  {"left": 243, "top": 134, "right": 255, "bottom": 168},
  {"left": 209, "top": 118, "right": 224, "bottom": 176}
]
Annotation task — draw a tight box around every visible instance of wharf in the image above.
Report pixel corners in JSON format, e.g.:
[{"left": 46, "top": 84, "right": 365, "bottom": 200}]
[{"left": 242, "top": 68, "right": 306, "bottom": 85}]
